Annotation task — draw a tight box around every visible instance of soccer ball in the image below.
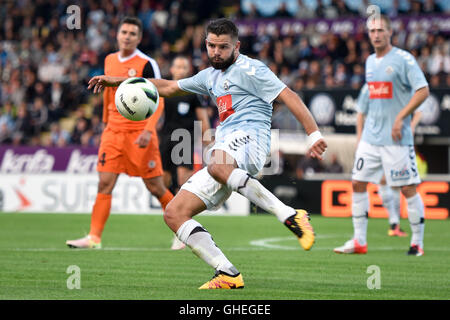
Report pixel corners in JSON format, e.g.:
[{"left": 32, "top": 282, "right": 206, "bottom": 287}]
[{"left": 114, "top": 77, "right": 159, "bottom": 121}]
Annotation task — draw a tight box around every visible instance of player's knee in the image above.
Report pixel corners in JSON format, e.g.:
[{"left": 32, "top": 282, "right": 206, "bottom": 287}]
[
  {"left": 352, "top": 180, "right": 367, "bottom": 192},
  {"left": 163, "top": 201, "right": 184, "bottom": 231},
  {"left": 98, "top": 179, "right": 114, "bottom": 194},
  {"left": 401, "top": 185, "right": 416, "bottom": 198},
  {"left": 143, "top": 178, "right": 165, "bottom": 198}
]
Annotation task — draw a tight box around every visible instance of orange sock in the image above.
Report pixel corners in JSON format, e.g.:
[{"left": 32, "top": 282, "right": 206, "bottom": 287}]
[
  {"left": 158, "top": 190, "right": 174, "bottom": 210},
  {"left": 89, "top": 193, "right": 112, "bottom": 242}
]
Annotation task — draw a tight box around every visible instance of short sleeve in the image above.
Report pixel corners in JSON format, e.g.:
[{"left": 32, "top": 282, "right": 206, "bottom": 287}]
[
  {"left": 242, "top": 63, "right": 287, "bottom": 104},
  {"left": 356, "top": 83, "right": 369, "bottom": 114},
  {"left": 177, "top": 69, "right": 210, "bottom": 96},
  {"left": 403, "top": 53, "right": 428, "bottom": 91}
]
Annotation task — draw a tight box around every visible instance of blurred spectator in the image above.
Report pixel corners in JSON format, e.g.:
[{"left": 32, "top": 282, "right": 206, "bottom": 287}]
[
  {"left": 273, "top": 2, "right": 292, "bottom": 18},
  {"left": 62, "top": 72, "right": 88, "bottom": 110},
  {"left": 0, "top": 0, "right": 447, "bottom": 147},
  {"left": 247, "top": 3, "right": 263, "bottom": 19},
  {"left": 89, "top": 114, "right": 104, "bottom": 147},
  {"left": 0, "top": 101, "right": 15, "bottom": 143},
  {"left": 428, "top": 46, "right": 450, "bottom": 76},
  {"left": 325, "top": 153, "right": 344, "bottom": 173},
  {"left": 29, "top": 97, "right": 49, "bottom": 136},
  {"left": 49, "top": 122, "right": 70, "bottom": 147},
  {"left": 296, "top": 153, "right": 324, "bottom": 179},
  {"left": 295, "top": 0, "right": 316, "bottom": 19},
  {"left": 70, "top": 117, "right": 90, "bottom": 145},
  {"left": 12, "top": 103, "right": 34, "bottom": 145}
]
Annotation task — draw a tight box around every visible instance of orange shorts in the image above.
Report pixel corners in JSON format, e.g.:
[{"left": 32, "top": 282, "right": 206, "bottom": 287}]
[{"left": 97, "top": 126, "right": 163, "bottom": 179}]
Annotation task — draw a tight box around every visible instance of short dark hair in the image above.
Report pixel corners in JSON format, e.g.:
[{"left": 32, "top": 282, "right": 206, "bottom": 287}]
[
  {"left": 118, "top": 16, "right": 143, "bottom": 35},
  {"left": 206, "top": 18, "right": 238, "bottom": 41}
]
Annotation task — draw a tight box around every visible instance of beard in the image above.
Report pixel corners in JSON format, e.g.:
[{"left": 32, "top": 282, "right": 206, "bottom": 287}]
[{"left": 208, "top": 51, "right": 235, "bottom": 70}]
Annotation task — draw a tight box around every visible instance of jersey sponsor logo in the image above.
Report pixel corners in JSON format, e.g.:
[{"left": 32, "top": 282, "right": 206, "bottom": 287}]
[
  {"left": 216, "top": 94, "right": 234, "bottom": 122},
  {"left": 390, "top": 166, "right": 411, "bottom": 181},
  {"left": 368, "top": 81, "right": 393, "bottom": 99}
]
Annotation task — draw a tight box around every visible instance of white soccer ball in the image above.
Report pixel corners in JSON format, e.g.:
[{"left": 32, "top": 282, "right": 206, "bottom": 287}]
[{"left": 114, "top": 77, "right": 159, "bottom": 121}]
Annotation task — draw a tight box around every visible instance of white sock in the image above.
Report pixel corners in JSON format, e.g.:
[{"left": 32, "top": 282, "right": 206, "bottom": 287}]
[
  {"left": 379, "top": 184, "right": 399, "bottom": 225},
  {"left": 391, "top": 187, "right": 401, "bottom": 223},
  {"left": 406, "top": 193, "right": 425, "bottom": 248},
  {"left": 227, "top": 168, "right": 295, "bottom": 222},
  {"left": 352, "top": 191, "right": 369, "bottom": 245},
  {"left": 176, "top": 219, "right": 238, "bottom": 275}
]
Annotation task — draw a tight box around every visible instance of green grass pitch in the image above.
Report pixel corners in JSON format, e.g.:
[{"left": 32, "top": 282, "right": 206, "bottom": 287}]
[{"left": 0, "top": 213, "right": 448, "bottom": 300}]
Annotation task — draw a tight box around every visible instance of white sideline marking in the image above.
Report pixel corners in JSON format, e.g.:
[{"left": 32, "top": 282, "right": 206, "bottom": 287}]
[{"left": 250, "top": 234, "right": 340, "bottom": 250}]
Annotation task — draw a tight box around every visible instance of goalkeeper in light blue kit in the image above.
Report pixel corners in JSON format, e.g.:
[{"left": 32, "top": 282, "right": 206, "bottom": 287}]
[
  {"left": 88, "top": 18, "right": 327, "bottom": 289},
  {"left": 334, "top": 15, "right": 429, "bottom": 256}
]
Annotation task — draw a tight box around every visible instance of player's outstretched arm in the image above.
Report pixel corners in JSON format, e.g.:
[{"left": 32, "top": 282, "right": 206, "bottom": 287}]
[
  {"left": 87, "top": 76, "right": 191, "bottom": 98},
  {"left": 276, "top": 87, "right": 327, "bottom": 159},
  {"left": 147, "top": 79, "right": 190, "bottom": 98},
  {"left": 87, "top": 75, "right": 127, "bottom": 93}
]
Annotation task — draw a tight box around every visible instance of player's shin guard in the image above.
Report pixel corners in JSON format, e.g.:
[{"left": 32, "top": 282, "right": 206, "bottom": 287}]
[
  {"left": 406, "top": 193, "right": 425, "bottom": 248},
  {"left": 227, "top": 168, "right": 295, "bottom": 222},
  {"left": 352, "top": 192, "right": 369, "bottom": 246},
  {"left": 176, "top": 219, "right": 238, "bottom": 275}
]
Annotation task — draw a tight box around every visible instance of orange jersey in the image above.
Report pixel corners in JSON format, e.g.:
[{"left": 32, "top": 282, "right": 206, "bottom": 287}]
[{"left": 103, "top": 49, "right": 164, "bottom": 132}]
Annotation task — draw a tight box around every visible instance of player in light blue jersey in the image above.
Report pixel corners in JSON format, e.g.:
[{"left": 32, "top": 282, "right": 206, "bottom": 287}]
[
  {"left": 334, "top": 15, "right": 429, "bottom": 256},
  {"left": 88, "top": 18, "right": 327, "bottom": 289},
  {"left": 355, "top": 84, "right": 425, "bottom": 238}
]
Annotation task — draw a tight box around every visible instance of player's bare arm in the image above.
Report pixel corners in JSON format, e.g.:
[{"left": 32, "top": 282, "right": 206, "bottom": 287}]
[
  {"left": 88, "top": 75, "right": 127, "bottom": 93},
  {"left": 147, "top": 79, "right": 190, "bottom": 98},
  {"left": 410, "top": 110, "right": 423, "bottom": 136},
  {"left": 88, "top": 75, "right": 189, "bottom": 98},
  {"left": 276, "top": 87, "right": 327, "bottom": 159},
  {"left": 356, "top": 112, "right": 365, "bottom": 145},
  {"left": 392, "top": 86, "right": 429, "bottom": 141}
]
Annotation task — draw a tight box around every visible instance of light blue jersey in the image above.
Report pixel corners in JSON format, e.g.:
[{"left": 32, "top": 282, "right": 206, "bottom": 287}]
[
  {"left": 177, "top": 54, "right": 286, "bottom": 154},
  {"left": 361, "top": 47, "right": 428, "bottom": 146}
]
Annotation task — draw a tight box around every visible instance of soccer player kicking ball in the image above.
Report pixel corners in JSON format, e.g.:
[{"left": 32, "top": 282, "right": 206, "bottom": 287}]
[
  {"left": 66, "top": 17, "right": 174, "bottom": 249},
  {"left": 88, "top": 18, "right": 327, "bottom": 289},
  {"left": 334, "top": 15, "right": 429, "bottom": 256}
]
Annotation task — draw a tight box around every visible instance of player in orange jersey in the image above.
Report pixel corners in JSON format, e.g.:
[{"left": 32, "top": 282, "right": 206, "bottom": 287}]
[{"left": 66, "top": 17, "right": 174, "bottom": 249}]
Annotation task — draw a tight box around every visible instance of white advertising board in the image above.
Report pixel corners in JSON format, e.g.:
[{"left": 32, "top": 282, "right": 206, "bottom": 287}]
[{"left": 0, "top": 173, "right": 250, "bottom": 215}]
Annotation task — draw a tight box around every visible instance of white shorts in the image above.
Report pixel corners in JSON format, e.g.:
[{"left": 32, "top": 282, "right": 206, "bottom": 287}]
[
  {"left": 180, "top": 167, "right": 232, "bottom": 210},
  {"left": 352, "top": 141, "right": 421, "bottom": 187},
  {"left": 206, "top": 129, "right": 270, "bottom": 176},
  {"left": 181, "top": 129, "right": 270, "bottom": 210}
]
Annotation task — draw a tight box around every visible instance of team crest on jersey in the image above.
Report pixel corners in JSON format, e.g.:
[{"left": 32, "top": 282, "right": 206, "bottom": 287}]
[
  {"left": 223, "top": 80, "right": 230, "bottom": 91},
  {"left": 148, "top": 160, "right": 156, "bottom": 169},
  {"left": 128, "top": 68, "right": 137, "bottom": 77},
  {"left": 385, "top": 66, "right": 394, "bottom": 75}
]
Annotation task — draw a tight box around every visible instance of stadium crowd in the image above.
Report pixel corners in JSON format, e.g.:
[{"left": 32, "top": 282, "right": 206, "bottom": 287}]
[{"left": 0, "top": 0, "right": 449, "bottom": 148}]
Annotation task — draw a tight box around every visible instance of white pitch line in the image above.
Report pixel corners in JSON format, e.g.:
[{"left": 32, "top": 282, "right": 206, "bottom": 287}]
[{"left": 249, "top": 234, "right": 341, "bottom": 250}]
